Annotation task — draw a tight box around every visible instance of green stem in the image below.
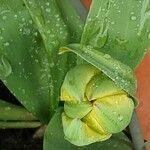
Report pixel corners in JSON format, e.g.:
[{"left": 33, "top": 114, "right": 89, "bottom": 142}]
[
  {"left": 129, "top": 111, "right": 145, "bottom": 150},
  {"left": 0, "top": 99, "right": 37, "bottom": 121},
  {"left": 0, "top": 121, "right": 41, "bottom": 129}
]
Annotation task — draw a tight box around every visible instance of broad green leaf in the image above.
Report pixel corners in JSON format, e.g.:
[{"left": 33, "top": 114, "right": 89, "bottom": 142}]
[
  {"left": 43, "top": 108, "right": 132, "bottom": 150},
  {"left": 59, "top": 44, "right": 137, "bottom": 100},
  {"left": 0, "top": 0, "right": 51, "bottom": 123},
  {"left": 22, "top": 0, "right": 71, "bottom": 116},
  {"left": 81, "top": 0, "right": 150, "bottom": 69},
  {"left": 56, "top": 0, "right": 84, "bottom": 42},
  {"left": 0, "top": 0, "right": 83, "bottom": 123},
  {"left": 23, "top": 0, "right": 83, "bottom": 115},
  {"left": 0, "top": 55, "right": 12, "bottom": 78},
  {"left": 0, "top": 99, "right": 37, "bottom": 121}
]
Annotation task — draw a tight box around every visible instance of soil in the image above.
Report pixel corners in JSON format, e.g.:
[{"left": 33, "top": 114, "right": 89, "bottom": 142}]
[
  {"left": 0, "top": 129, "right": 42, "bottom": 150},
  {"left": 0, "top": 81, "right": 43, "bottom": 150}
]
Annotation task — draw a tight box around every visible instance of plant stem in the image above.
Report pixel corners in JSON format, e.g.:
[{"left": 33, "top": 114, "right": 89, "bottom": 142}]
[
  {"left": 0, "top": 121, "right": 41, "bottom": 129},
  {"left": 129, "top": 111, "right": 145, "bottom": 150},
  {"left": 0, "top": 99, "right": 37, "bottom": 121}
]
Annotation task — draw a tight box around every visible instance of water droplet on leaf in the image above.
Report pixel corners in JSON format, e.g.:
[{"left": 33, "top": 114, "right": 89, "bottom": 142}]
[
  {"left": 104, "top": 54, "right": 111, "bottom": 59},
  {"left": 46, "top": 2, "right": 50, "bottom": 6},
  {"left": 0, "top": 56, "right": 12, "bottom": 78},
  {"left": 118, "top": 115, "right": 123, "bottom": 121},
  {"left": 45, "top": 8, "right": 50, "bottom": 13},
  {"left": 148, "top": 33, "right": 150, "bottom": 39},
  {"left": 4, "top": 42, "right": 10, "bottom": 47},
  {"left": 2, "top": 16, "right": 7, "bottom": 20},
  {"left": 5, "top": 107, "right": 11, "bottom": 111},
  {"left": 0, "top": 36, "right": 3, "bottom": 40},
  {"left": 131, "top": 16, "right": 137, "bottom": 21}
]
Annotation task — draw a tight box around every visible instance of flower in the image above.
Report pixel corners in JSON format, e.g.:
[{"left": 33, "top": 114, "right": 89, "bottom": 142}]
[{"left": 60, "top": 64, "right": 134, "bottom": 146}]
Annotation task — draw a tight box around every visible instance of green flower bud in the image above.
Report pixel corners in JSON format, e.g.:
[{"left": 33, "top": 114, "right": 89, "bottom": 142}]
[{"left": 60, "top": 64, "right": 134, "bottom": 146}]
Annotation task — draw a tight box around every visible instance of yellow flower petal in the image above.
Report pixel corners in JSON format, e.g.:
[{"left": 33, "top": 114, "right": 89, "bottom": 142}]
[{"left": 62, "top": 113, "right": 111, "bottom": 146}]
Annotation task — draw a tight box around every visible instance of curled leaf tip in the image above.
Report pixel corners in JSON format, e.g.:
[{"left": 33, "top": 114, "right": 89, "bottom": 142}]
[{"left": 59, "top": 47, "right": 70, "bottom": 55}]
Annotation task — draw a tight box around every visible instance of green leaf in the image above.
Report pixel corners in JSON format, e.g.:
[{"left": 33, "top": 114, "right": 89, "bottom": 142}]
[
  {"left": 23, "top": 0, "right": 83, "bottom": 115},
  {"left": 82, "top": 0, "right": 150, "bottom": 69},
  {"left": 0, "top": 55, "right": 12, "bottom": 78},
  {"left": 0, "top": 0, "right": 64, "bottom": 123},
  {"left": 56, "top": 0, "right": 84, "bottom": 42},
  {"left": 0, "top": 0, "right": 83, "bottom": 123},
  {"left": 43, "top": 108, "right": 132, "bottom": 150},
  {"left": 59, "top": 44, "right": 137, "bottom": 100},
  {"left": 22, "top": 0, "right": 72, "bottom": 116},
  {"left": 0, "top": 99, "right": 37, "bottom": 121}
]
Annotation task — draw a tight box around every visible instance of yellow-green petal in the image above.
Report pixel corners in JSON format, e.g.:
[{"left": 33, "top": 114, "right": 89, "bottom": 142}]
[
  {"left": 60, "top": 64, "right": 99, "bottom": 102},
  {"left": 62, "top": 113, "right": 111, "bottom": 146},
  {"left": 91, "top": 95, "right": 134, "bottom": 133},
  {"left": 86, "top": 74, "right": 124, "bottom": 101},
  {"left": 64, "top": 101, "right": 92, "bottom": 119},
  {"left": 83, "top": 111, "right": 111, "bottom": 135}
]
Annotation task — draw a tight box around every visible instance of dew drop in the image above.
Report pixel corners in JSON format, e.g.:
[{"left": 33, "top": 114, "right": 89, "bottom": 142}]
[
  {"left": 56, "top": 23, "right": 60, "bottom": 27},
  {"left": 0, "top": 56, "right": 12, "bottom": 78},
  {"left": 2, "top": 16, "right": 7, "bottom": 20},
  {"left": 50, "top": 62, "right": 55, "bottom": 68},
  {"left": 115, "top": 100, "right": 119, "bottom": 104},
  {"left": 104, "top": 54, "right": 111, "bottom": 59},
  {"left": 5, "top": 107, "right": 11, "bottom": 111},
  {"left": 23, "top": 28, "right": 31, "bottom": 35},
  {"left": 131, "top": 16, "right": 137, "bottom": 21},
  {"left": 22, "top": 18, "right": 25, "bottom": 22},
  {"left": 50, "top": 34, "right": 54, "bottom": 38},
  {"left": 4, "top": 42, "right": 10, "bottom": 47},
  {"left": 14, "top": 14, "right": 18, "bottom": 18},
  {"left": 45, "top": 8, "right": 50, "bottom": 13},
  {"left": 47, "top": 30, "right": 50, "bottom": 34},
  {"left": 0, "top": 36, "right": 3, "bottom": 40},
  {"left": 88, "top": 18, "right": 92, "bottom": 22},
  {"left": 46, "top": 2, "right": 50, "bottom": 6},
  {"left": 148, "top": 33, "right": 150, "bottom": 39},
  {"left": 115, "top": 76, "right": 119, "bottom": 80},
  {"left": 35, "top": 59, "right": 39, "bottom": 63},
  {"left": 28, "top": 1, "right": 33, "bottom": 4},
  {"left": 60, "top": 31, "right": 63, "bottom": 34},
  {"left": 111, "top": 21, "right": 115, "bottom": 25},
  {"left": 118, "top": 115, "right": 123, "bottom": 121},
  {"left": 47, "top": 20, "right": 50, "bottom": 24},
  {"left": 33, "top": 32, "right": 38, "bottom": 36},
  {"left": 55, "top": 14, "right": 59, "bottom": 18},
  {"left": 29, "top": 20, "right": 33, "bottom": 24},
  {"left": 113, "top": 111, "right": 117, "bottom": 115},
  {"left": 130, "top": 12, "right": 134, "bottom": 15}
]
